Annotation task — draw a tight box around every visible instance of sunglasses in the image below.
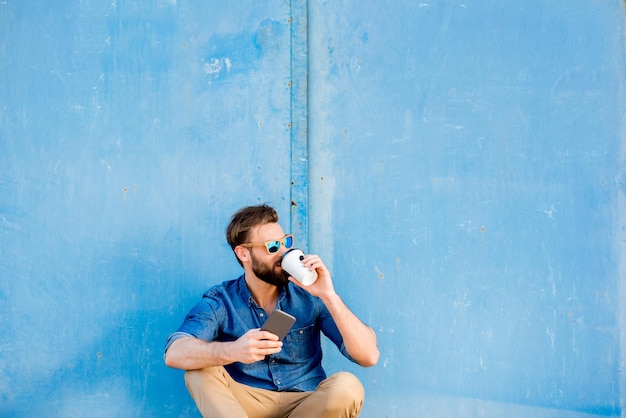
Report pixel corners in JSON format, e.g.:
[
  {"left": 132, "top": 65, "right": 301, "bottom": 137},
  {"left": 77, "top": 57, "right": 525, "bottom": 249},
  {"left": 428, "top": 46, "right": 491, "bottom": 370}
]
[{"left": 240, "top": 234, "right": 294, "bottom": 254}]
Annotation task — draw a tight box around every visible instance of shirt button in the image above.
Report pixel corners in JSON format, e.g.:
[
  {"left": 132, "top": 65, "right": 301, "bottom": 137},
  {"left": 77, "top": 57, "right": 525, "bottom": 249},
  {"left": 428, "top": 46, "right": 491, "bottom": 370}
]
[
  {"left": 276, "top": 380, "right": 281, "bottom": 385},
  {"left": 299, "top": 330, "right": 304, "bottom": 334},
  {"left": 260, "top": 313, "right": 265, "bottom": 318}
]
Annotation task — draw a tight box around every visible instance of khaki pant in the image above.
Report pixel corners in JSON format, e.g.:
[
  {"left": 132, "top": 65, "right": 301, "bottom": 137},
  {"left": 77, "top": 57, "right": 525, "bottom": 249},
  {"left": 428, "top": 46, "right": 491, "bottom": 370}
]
[{"left": 184, "top": 366, "right": 364, "bottom": 418}]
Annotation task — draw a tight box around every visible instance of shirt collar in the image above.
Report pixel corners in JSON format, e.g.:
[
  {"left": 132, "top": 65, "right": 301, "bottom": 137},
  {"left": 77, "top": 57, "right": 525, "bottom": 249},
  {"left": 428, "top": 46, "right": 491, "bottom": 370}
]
[{"left": 236, "top": 275, "right": 287, "bottom": 309}]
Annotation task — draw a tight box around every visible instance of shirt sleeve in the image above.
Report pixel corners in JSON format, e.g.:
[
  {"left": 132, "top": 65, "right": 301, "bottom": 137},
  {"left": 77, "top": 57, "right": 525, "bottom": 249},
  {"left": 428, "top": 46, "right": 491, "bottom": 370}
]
[
  {"left": 164, "top": 331, "right": 194, "bottom": 353},
  {"left": 164, "top": 290, "right": 224, "bottom": 354}
]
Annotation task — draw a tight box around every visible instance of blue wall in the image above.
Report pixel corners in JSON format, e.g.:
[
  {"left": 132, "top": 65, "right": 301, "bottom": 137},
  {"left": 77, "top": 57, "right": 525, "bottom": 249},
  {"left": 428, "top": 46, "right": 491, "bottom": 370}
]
[
  {"left": 1, "top": 1, "right": 625, "bottom": 417},
  {"left": 308, "top": 1, "right": 626, "bottom": 416},
  {"left": 1, "top": 1, "right": 295, "bottom": 416}
]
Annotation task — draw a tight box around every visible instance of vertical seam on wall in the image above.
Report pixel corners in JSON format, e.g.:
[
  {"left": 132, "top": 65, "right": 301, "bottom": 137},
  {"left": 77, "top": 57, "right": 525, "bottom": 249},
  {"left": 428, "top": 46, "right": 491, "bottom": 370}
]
[
  {"left": 617, "top": 1, "right": 626, "bottom": 412},
  {"left": 289, "top": 0, "right": 309, "bottom": 249}
]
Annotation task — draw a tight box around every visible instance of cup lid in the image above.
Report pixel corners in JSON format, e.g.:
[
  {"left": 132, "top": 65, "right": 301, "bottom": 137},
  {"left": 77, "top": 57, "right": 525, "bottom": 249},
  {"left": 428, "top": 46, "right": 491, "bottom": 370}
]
[{"left": 281, "top": 248, "right": 301, "bottom": 260}]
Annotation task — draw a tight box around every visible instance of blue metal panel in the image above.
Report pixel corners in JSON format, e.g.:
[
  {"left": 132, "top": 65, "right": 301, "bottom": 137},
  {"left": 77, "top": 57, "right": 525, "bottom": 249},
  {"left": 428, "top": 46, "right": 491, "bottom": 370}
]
[
  {"left": 0, "top": 1, "right": 294, "bottom": 416},
  {"left": 309, "top": 0, "right": 625, "bottom": 416}
]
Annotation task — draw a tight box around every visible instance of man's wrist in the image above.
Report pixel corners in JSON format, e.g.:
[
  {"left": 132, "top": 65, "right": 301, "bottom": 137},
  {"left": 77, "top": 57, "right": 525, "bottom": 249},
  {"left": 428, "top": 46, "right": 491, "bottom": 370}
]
[
  {"left": 215, "top": 341, "right": 235, "bottom": 365},
  {"left": 321, "top": 291, "right": 343, "bottom": 312}
]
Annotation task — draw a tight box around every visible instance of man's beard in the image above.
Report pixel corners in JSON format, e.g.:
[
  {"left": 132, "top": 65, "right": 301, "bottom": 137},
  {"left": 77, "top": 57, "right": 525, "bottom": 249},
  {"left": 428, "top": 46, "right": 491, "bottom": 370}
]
[{"left": 251, "top": 253, "right": 290, "bottom": 287}]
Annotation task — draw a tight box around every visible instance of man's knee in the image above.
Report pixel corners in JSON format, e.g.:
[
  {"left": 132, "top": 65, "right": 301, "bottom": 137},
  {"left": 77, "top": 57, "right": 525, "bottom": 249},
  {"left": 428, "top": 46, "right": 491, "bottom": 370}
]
[
  {"left": 320, "top": 372, "right": 365, "bottom": 414},
  {"left": 184, "top": 367, "right": 248, "bottom": 418},
  {"left": 336, "top": 372, "right": 365, "bottom": 399}
]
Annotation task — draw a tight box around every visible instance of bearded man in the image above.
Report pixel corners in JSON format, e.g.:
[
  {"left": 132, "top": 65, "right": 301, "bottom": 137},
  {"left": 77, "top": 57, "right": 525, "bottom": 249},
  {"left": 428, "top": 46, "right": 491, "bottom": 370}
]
[{"left": 165, "top": 204, "right": 379, "bottom": 418}]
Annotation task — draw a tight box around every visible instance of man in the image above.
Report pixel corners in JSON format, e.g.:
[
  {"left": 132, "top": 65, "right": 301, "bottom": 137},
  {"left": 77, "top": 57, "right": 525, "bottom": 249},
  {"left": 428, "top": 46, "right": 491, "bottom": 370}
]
[{"left": 165, "top": 204, "right": 379, "bottom": 417}]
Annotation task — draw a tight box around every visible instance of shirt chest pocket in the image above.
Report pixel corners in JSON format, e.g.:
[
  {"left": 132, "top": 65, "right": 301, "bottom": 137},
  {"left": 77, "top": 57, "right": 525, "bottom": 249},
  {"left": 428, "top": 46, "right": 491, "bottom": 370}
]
[{"left": 282, "top": 325, "right": 319, "bottom": 361}]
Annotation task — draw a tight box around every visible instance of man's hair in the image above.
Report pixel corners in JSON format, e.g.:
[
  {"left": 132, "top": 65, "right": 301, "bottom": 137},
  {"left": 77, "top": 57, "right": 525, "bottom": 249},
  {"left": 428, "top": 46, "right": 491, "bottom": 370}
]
[{"left": 226, "top": 204, "right": 279, "bottom": 252}]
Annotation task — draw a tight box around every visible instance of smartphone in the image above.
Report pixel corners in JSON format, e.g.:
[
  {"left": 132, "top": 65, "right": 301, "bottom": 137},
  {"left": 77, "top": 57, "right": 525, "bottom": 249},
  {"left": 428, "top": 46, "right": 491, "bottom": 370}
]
[{"left": 260, "top": 309, "right": 296, "bottom": 340}]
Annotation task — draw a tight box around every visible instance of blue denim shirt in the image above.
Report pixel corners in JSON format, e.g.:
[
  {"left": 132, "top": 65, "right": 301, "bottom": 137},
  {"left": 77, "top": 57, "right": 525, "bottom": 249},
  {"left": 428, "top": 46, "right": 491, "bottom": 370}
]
[{"left": 165, "top": 275, "right": 355, "bottom": 392}]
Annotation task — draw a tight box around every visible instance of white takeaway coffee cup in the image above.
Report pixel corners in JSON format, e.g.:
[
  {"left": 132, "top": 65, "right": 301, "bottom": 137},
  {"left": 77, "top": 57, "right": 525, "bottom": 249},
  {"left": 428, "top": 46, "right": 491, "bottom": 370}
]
[{"left": 281, "top": 248, "right": 318, "bottom": 286}]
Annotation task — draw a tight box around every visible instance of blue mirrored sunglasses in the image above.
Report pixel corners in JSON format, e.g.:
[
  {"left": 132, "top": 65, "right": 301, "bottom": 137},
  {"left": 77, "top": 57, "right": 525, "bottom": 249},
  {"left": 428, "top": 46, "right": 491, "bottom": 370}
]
[{"left": 240, "top": 234, "right": 294, "bottom": 254}]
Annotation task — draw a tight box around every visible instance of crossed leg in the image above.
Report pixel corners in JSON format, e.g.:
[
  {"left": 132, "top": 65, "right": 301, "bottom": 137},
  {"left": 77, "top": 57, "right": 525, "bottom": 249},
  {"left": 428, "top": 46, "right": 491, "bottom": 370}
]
[{"left": 184, "top": 367, "right": 364, "bottom": 418}]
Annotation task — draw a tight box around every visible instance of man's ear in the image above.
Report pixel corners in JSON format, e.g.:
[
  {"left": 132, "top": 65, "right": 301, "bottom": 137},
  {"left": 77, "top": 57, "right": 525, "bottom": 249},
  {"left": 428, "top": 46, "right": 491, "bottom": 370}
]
[{"left": 234, "top": 246, "right": 249, "bottom": 265}]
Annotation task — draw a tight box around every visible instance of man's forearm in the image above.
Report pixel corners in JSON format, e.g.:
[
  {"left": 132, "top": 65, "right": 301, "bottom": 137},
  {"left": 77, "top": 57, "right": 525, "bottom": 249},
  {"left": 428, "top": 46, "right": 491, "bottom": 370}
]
[
  {"left": 321, "top": 292, "right": 380, "bottom": 367},
  {"left": 165, "top": 337, "right": 234, "bottom": 370}
]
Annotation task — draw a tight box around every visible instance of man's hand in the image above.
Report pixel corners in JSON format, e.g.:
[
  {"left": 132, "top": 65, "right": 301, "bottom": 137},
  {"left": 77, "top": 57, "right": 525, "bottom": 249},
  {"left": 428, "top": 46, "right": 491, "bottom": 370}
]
[
  {"left": 288, "top": 254, "right": 335, "bottom": 299},
  {"left": 230, "top": 328, "right": 283, "bottom": 364}
]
